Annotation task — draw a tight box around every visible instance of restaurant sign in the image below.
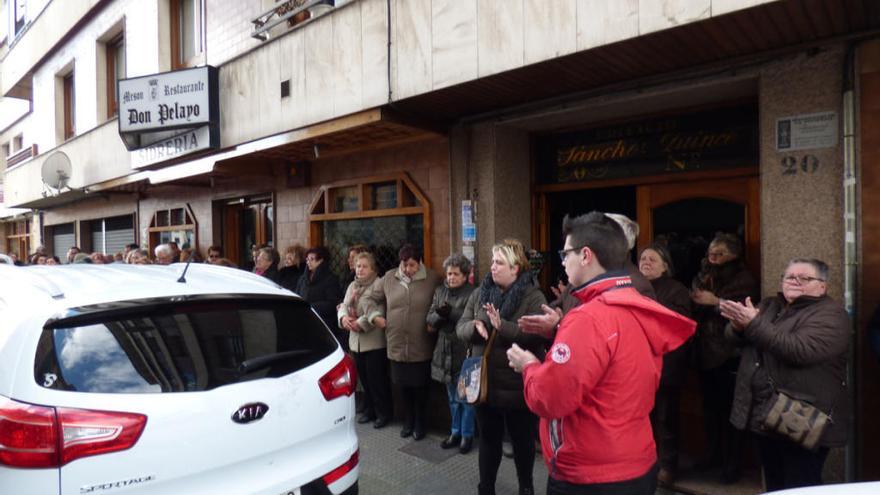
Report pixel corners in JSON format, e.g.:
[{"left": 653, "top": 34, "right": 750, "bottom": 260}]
[
  {"left": 535, "top": 106, "right": 758, "bottom": 184},
  {"left": 117, "top": 66, "right": 219, "bottom": 157}
]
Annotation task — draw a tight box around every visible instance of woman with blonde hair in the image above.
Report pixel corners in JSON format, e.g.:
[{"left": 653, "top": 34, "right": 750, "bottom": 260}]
[
  {"left": 338, "top": 252, "right": 392, "bottom": 428},
  {"left": 457, "top": 238, "right": 549, "bottom": 495}
]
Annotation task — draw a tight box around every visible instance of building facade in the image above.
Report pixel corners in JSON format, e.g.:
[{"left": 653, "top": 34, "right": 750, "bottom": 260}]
[{"left": 2, "top": 0, "right": 880, "bottom": 488}]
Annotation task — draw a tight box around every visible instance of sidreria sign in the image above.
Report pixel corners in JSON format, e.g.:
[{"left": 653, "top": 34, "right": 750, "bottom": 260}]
[{"left": 117, "top": 66, "right": 219, "bottom": 168}]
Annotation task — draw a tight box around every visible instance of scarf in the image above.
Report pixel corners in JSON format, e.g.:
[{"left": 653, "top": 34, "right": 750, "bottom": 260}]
[
  {"left": 478, "top": 271, "right": 534, "bottom": 320},
  {"left": 348, "top": 272, "right": 377, "bottom": 317}
]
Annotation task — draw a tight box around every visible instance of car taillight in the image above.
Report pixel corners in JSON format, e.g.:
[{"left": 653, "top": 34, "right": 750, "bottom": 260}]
[
  {"left": 318, "top": 354, "right": 356, "bottom": 401},
  {"left": 322, "top": 449, "right": 358, "bottom": 486},
  {"left": 0, "top": 396, "right": 146, "bottom": 468}
]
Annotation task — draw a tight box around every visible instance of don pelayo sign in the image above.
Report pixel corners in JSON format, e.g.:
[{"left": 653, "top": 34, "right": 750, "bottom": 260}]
[{"left": 117, "top": 66, "right": 219, "bottom": 151}]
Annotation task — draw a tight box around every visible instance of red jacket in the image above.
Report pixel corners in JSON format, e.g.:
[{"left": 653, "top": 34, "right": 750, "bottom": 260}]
[{"left": 522, "top": 273, "right": 696, "bottom": 485}]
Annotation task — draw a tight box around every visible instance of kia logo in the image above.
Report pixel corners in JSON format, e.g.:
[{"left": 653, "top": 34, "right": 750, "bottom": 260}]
[{"left": 231, "top": 402, "right": 269, "bottom": 424}]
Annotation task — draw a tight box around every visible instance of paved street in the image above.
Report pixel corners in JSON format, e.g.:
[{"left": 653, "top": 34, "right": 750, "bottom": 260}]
[{"left": 354, "top": 420, "right": 710, "bottom": 495}]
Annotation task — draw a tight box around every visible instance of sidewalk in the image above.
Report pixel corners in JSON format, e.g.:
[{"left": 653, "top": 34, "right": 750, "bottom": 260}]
[{"left": 354, "top": 420, "right": 697, "bottom": 495}]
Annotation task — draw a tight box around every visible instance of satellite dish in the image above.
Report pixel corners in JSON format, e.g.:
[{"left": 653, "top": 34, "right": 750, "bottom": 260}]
[{"left": 41, "top": 151, "right": 73, "bottom": 191}]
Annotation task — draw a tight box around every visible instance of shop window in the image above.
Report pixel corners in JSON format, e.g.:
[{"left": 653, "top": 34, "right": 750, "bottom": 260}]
[
  {"left": 149, "top": 206, "right": 197, "bottom": 255},
  {"left": 308, "top": 173, "right": 431, "bottom": 278},
  {"left": 5, "top": 218, "right": 31, "bottom": 260},
  {"left": 106, "top": 33, "right": 126, "bottom": 119},
  {"left": 170, "top": 0, "right": 205, "bottom": 69}
]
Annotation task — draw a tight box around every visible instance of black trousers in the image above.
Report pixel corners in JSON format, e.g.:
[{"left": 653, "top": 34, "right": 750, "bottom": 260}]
[
  {"left": 352, "top": 349, "right": 392, "bottom": 420},
  {"left": 650, "top": 385, "right": 681, "bottom": 472},
  {"left": 757, "top": 435, "right": 830, "bottom": 491},
  {"left": 476, "top": 405, "right": 536, "bottom": 495},
  {"left": 399, "top": 385, "right": 429, "bottom": 430},
  {"left": 546, "top": 464, "right": 658, "bottom": 495},
  {"left": 699, "top": 358, "right": 742, "bottom": 475}
]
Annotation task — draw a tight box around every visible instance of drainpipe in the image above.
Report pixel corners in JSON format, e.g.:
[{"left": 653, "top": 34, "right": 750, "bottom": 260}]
[
  {"left": 842, "top": 42, "right": 857, "bottom": 482},
  {"left": 386, "top": 0, "right": 392, "bottom": 103}
]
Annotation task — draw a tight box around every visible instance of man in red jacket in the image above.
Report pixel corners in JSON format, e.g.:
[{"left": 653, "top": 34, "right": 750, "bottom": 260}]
[{"left": 508, "top": 212, "right": 696, "bottom": 495}]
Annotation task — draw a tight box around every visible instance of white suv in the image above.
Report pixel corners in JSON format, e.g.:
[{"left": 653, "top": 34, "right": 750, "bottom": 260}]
[{"left": 0, "top": 263, "right": 359, "bottom": 495}]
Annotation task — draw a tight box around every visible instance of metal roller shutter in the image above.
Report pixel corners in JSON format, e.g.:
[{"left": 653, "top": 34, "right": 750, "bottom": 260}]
[
  {"left": 104, "top": 228, "right": 134, "bottom": 255},
  {"left": 53, "top": 233, "right": 75, "bottom": 260}
]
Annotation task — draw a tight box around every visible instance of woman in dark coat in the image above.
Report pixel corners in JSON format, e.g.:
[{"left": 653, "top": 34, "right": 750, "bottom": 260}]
[
  {"left": 370, "top": 244, "right": 441, "bottom": 441},
  {"left": 690, "top": 233, "right": 759, "bottom": 483},
  {"left": 721, "top": 258, "right": 849, "bottom": 491},
  {"left": 278, "top": 244, "right": 306, "bottom": 290},
  {"left": 457, "top": 239, "right": 549, "bottom": 495},
  {"left": 296, "top": 246, "right": 344, "bottom": 348},
  {"left": 639, "top": 243, "right": 692, "bottom": 485},
  {"left": 428, "top": 253, "right": 477, "bottom": 454}
]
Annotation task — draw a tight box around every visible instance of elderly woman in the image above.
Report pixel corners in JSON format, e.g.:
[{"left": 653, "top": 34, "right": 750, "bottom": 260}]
[
  {"left": 254, "top": 247, "right": 281, "bottom": 283},
  {"left": 720, "top": 258, "right": 849, "bottom": 491},
  {"left": 457, "top": 238, "right": 549, "bottom": 495},
  {"left": 428, "top": 253, "right": 477, "bottom": 454},
  {"left": 370, "top": 244, "right": 440, "bottom": 440},
  {"left": 690, "top": 232, "right": 758, "bottom": 483},
  {"left": 639, "top": 243, "right": 692, "bottom": 485},
  {"left": 279, "top": 244, "right": 306, "bottom": 290},
  {"left": 338, "top": 252, "right": 392, "bottom": 429},
  {"left": 296, "top": 246, "right": 344, "bottom": 346}
]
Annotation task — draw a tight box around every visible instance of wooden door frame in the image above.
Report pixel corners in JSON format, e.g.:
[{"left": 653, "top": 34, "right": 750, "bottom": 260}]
[{"left": 533, "top": 167, "right": 760, "bottom": 271}]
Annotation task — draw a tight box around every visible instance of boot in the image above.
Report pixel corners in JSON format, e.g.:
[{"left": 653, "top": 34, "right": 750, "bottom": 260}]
[
  {"left": 440, "top": 434, "right": 461, "bottom": 449},
  {"left": 459, "top": 437, "right": 473, "bottom": 454}
]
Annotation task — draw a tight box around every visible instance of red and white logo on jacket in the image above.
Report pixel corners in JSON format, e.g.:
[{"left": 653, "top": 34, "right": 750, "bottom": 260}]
[{"left": 550, "top": 343, "right": 571, "bottom": 364}]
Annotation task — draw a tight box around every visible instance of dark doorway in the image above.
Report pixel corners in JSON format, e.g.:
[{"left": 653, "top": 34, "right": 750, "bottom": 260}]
[
  {"left": 544, "top": 186, "right": 637, "bottom": 287},
  {"left": 652, "top": 198, "right": 746, "bottom": 289}
]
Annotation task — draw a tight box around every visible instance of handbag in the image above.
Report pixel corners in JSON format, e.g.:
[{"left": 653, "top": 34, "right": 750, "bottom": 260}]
[
  {"left": 762, "top": 390, "right": 831, "bottom": 451},
  {"left": 456, "top": 328, "right": 497, "bottom": 405},
  {"left": 759, "top": 350, "right": 839, "bottom": 451}
]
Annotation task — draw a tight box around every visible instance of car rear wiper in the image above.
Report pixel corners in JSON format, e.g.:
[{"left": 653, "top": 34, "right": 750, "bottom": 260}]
[{"left": 237, "top": 350, "right": 314, "bottom": 375}]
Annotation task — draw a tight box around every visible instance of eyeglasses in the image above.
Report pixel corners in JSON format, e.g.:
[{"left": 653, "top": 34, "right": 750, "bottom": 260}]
[
  {"left": 558, "top": 246, "right": 584, "bottom": 260},
  {"left": 782, "top": 275, "right": 825, "bottom": 285},
  {"left": 306, "top": 256, "right": 318, "bottom": 263}
]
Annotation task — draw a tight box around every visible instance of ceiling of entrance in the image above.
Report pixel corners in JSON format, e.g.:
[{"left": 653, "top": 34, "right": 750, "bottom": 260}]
[{"left": 391, "top": 0, "right": 880, "bottom": 124}]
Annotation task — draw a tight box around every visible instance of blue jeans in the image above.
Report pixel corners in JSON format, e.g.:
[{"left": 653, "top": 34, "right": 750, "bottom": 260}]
[{"left": 446, "top": 382, "right": 475, "bottom": 438}]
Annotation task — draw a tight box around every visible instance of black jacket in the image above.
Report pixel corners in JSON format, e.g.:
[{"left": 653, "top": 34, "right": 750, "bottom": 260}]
[
  {"left": 728, "top": 294, "right": 850, "bottom": 447},
  {"left": 296, "top": 262, "right": 343, "bottom": 330},
  {"left": 258, "top": 265, "right": 282, "bottom": 284},
  {"left": 278, "top": 264, "right": 304, "bottom": 291},
  {"left": 651, "top": 275, "right": 692, "bottom": 386}
]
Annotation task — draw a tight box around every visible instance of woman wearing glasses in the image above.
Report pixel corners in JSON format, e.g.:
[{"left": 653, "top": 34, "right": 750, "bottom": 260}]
[
  {"left": 690, "top": 233, "right": 758, "bottom": 483},
  {"left": 720, "top": 258, "right": 849, "bottom": 491}
]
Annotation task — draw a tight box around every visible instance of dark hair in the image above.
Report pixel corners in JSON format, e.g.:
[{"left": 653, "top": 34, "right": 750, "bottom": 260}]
[
  {"left": 259, "top": 247, "right": 280, "bottom": 265},
  {"left": 398, "top": 243, "right": 422, "bottom": 263},
  {"left": 307, "top": 246, "right": 331, "bottom": 262},
  {"left": 125, "top": 243, "right": 139, "bottom": 251},
  {"left": 787, "top": 257, "right": 829, "bottom": 283},
  {"left": 561, "top": 212, "right": 628, "bottom": 270},
  {"left": 207, "top": 245, "right": 223, "bottom": 255},
  {"left": 710, "top": 233, "right": 743, "bottom": 258},
  {"left": 443, "top": 253, "right": 472, "bottom": 275},
  {"left": 639, "top": 243, "right": 675, "bottom": 277}
]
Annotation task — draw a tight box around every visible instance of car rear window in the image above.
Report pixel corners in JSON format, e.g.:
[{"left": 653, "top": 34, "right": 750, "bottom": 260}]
[{"left": 33, "top": 297, "right": 338, "bottom": 393}]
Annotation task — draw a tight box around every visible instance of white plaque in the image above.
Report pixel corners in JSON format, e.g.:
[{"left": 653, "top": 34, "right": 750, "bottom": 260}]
[
  {"left": 776, "top": 112, "right": 838, "bottom": 151},
  {"left": 118, "top": 67, "right": 215, "bottom": 133},
  {"left": 131, "top": 126, "right": 213, "bottom": 169}
]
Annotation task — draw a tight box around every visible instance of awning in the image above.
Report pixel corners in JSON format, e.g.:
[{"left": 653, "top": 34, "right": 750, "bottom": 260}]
[{"left": 146, "top": 107, "right": 443, "bottom": 185}]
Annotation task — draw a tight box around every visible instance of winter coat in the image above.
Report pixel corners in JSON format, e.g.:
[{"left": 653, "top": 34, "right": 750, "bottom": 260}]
[
  {"left": 728, "top": 293, "right": 850, "bottom": 447},
  {"left": 337, "top": 275, "right": 386, "bottom": 353},
  {"left": 278, "top": 264, "right": 304, "bottom": 291},
  {"left": 295, "top": 262, "right": 343, "bottom": 331},
  {"left": 257, "top": 264, "right": 282, "bottom": 284},
  {"left": 522, "top": 272, "right": 696, "bottom": 485},
  {"left": 369, "top": 263, "right": 441, "bottom": 363},
  {"left": 456, "top": 272, "right": 550, "bottom": 410},
  {"left": 692, "top": 258, "right": 759, "bottom": 369},
  {"left": 428, "top": 282, "right": 476, "bottom": 384},
  {"left": 552, "top": 260, "right": 655, "bottom": 314},
  {"left": 651, "top": 275, "right": 693, "bottom": 386}
]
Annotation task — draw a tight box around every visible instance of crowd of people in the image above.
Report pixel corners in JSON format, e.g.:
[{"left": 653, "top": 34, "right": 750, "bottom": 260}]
[{"left": 0, "top": 213, "right": 851, "bottom": 495}]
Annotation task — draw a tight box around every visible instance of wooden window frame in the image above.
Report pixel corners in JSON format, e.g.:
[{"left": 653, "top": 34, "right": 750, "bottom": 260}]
[
  {"left": 148, "top": 205, "right": 198, "bottom": 255},
  {"left": 170, "top": 0, "right": 205, "bottom": 70},
  {"left": 308, "top": 172, "right": 433, "bottom": 268},
  {"left": 106, "top": 34, "right": 125, "bottom": 119},
  {"left": 63, "top": 73, "right": 75, "bottom": 140},
  {"left": 5, "top": 219, "right": 32, "bottom": 259}
]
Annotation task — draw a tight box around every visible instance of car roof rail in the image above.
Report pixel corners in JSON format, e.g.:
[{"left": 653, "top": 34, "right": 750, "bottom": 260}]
[{"left": 0, "top": 265, "right": 65, "bottom": 299}]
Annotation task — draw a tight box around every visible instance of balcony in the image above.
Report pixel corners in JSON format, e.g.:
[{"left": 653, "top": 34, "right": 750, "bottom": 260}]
[
  {"left": 3, "top": 120, "right": 131, "bottom": 208},
  {"left": 2, "top": 0, "right": 105, "bottom": 99}
]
